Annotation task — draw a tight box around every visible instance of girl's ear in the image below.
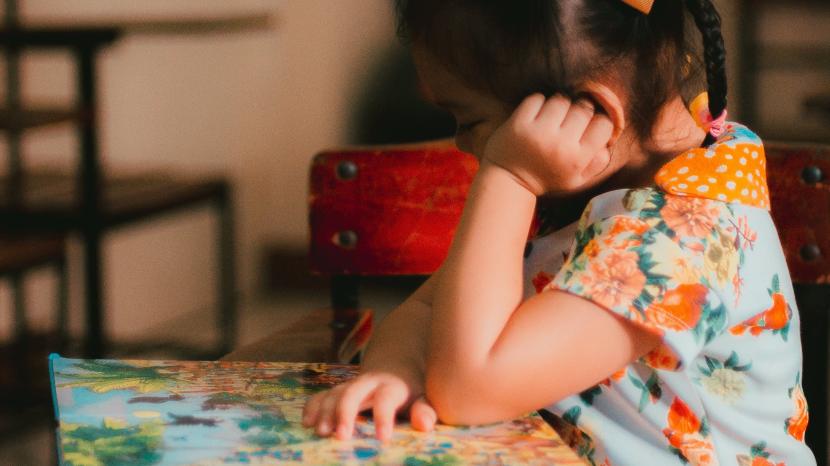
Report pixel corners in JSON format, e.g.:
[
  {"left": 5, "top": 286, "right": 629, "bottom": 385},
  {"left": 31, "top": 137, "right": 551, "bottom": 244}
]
[{"left": 580, "top": 81, "right": 626, "bottom": 146}]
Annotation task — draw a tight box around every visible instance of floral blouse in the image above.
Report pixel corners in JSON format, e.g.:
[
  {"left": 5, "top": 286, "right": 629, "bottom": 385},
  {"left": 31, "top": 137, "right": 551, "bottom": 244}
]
[{"left": 523, "top": 123, "right": 816, "bottom": 466}]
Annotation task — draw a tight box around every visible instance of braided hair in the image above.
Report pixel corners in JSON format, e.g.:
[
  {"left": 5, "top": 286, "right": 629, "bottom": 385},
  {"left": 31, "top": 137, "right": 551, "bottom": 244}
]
[{"left": 684, "top": 0, "right": 728, "bottom": 145}]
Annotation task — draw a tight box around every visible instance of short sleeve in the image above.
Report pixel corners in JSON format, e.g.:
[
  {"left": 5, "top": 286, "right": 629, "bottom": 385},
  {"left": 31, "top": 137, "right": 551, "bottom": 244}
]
[{"left": 547, "top": 214, "right": 728, "bottom": 371}]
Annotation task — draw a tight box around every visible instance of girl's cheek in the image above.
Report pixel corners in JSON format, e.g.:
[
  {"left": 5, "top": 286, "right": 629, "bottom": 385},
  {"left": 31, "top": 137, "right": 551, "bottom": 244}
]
[
  {"left": 456, "top": 121, "right": 502, "bottom": 160},
  {"left": 464, "top": 128, "right": 495, "bottom": 160},
  {"left": 454, "top": 133, "right": 477, "bottom": 158}
]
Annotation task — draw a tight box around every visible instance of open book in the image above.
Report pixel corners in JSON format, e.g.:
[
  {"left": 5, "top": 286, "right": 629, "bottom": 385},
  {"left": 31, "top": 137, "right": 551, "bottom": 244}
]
[{"left": 49, "top": 355, "right": 584, "bottom": 465}]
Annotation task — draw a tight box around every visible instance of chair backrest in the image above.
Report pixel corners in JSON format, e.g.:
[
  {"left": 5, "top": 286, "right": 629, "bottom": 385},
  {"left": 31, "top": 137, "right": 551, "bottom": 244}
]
[
  {"left": 309, "top": 141, "right": 477, "bottom": 276},
  {"left": 309, "top": 141, "right": 830, "bottom": 278},
  {"left": 308, "top": 141, "right": 475, "bottom": 362}
]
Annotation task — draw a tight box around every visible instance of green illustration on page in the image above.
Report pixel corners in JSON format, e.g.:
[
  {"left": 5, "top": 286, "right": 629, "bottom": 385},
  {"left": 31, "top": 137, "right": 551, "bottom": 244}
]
[{"left": 49, "top": 355, "right": 585, "bottom": 465}]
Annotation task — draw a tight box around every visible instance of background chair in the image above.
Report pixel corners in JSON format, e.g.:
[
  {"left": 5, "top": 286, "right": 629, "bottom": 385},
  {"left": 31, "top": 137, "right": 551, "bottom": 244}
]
[{"left": 0, "top": 1, "right": 269, "bottom": 359}]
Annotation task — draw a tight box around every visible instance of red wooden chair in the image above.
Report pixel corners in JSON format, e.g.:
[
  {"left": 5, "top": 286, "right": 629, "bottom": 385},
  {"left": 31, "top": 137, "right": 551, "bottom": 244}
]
[
  {"left": 221, "top": 141, "right": 476, "bottom": 363},
  {"left": 308, "top": 141, "right": 478, "bottom": 362},
  {"left": 227, "top": 140, "right": 829, "bottom": 462}
]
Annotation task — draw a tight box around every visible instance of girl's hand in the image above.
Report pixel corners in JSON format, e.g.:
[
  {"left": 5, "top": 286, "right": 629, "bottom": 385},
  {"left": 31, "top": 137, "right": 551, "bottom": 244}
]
[
  {"left": 302, "top": 371, "right": 437, "bottom": 442},
  {"left": 483, "top": 93, "right": 615, "bottom": 196}
]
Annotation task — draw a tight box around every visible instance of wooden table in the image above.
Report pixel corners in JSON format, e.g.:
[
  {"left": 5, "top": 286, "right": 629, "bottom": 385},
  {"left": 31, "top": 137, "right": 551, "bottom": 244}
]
[{"left": 50, "top": 356, "right": 585, "bottom": 465}]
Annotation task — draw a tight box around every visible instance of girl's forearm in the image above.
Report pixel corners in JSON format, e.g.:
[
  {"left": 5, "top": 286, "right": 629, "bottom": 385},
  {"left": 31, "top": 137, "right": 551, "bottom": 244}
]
[
  {"left": 428, "top": 162, "right": 536, "bottom": 380},
  {"left": 361, "top": 272, "right": 440, "bottom": 386}
]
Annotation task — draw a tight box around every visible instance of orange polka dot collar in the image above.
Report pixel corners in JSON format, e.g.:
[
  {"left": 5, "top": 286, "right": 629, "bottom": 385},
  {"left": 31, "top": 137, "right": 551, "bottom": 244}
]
[{"left": 654, "top": 122, "right": 770, "bottom": 211}]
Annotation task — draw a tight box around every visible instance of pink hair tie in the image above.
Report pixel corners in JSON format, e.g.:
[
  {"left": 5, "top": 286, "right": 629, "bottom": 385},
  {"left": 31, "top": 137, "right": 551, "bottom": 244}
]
[
  {"left": 689, "top": 92, "right": 728, "bottom": 139},
  {"left": 705, "top": 110, "right": 728, "bottom": 138}
]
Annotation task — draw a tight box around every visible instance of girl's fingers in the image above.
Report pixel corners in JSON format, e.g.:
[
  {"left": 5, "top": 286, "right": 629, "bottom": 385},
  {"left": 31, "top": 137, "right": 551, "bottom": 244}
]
[
  {"left": 560, "top": 98, "right": 596, "bottom": 139},
  {"left": 578, "top": 113, "right": 614, "bottom": 181},
  {"left": 512, "top": 93, "right": 546, "bottom": 126},
  {"left": 535, "top": 94, "right": 570, "bottom": 129},
  {"left": 334, "top": 379, "right": 380, "bottom": 440},
  {"left": 316, "top": 389, "right": 340, "bottom": 437},
  {"left": 580, "top": 113, "right": 615, "bottom": 152},
  {"left": 302, "top": 391, "right": 325, "bottom": 427},
  {"left": 582, "top": 147, "right": 612, "bottom": 181},
  {"left": 409, "top": 396, "right": 437, "bottom": 433},
  {"left": 372, "top": 384, "right": 408, "bottom": 442}
]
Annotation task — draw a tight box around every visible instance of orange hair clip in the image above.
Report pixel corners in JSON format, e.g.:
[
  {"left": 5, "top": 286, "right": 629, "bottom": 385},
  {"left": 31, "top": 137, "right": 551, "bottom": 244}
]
[{"left": 621, "top": 0, "right": 655, "bottom": 14}]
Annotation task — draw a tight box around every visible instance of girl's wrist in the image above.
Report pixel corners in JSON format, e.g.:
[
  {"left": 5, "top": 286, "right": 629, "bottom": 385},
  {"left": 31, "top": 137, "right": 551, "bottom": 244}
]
[
  {"left": 477, "top": 159, "right": 541, "bottom": 198},
  {"left": 361, "top": 356, "right": 424, "bottom": 389}
]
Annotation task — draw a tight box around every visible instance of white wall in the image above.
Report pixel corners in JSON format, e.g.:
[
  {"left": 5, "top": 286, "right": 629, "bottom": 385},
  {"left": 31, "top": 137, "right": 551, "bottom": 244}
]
[{"left": 0, "top": 0, "right": 397, "bottom": 341}]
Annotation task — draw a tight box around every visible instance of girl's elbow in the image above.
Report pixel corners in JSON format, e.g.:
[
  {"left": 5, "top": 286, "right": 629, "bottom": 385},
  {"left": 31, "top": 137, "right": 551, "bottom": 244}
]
[
  {"left": 425, "top": 369, "right": 490, "bottom": 425},
  {"left": 425, "top": 381, "right": 476, "bottom": 425}
]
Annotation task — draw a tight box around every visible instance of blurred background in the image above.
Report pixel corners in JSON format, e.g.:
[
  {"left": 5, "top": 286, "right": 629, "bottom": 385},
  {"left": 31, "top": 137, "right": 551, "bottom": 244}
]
[{"left": 0, "top": 0, "right": 827, "bottom": 463}]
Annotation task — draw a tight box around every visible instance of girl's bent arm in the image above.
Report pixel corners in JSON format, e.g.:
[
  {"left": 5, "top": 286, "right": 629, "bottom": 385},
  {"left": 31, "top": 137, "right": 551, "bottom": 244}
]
[{"left": 428, "top": 162, "right": 660, "bottom": 425}]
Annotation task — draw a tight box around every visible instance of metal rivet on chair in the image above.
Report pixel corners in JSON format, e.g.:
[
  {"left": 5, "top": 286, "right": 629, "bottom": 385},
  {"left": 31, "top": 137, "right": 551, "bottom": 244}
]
[
  {"left": 335, "top": 230, "right": 358, "bottom": 249},
  {"left": 800, "top": 244, "right": 821, "bottom": 262},
  {"left": 801, "top": 166, "right": 823, "bottom": 185},
  {"left": 336, "top": 161, "right": 358, "bottom": 180}
]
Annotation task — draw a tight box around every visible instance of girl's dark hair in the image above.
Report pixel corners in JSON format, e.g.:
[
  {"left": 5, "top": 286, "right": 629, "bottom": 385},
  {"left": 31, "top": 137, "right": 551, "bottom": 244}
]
[{"left": 395, "top": 0, "right": 727, "bottom": 144}]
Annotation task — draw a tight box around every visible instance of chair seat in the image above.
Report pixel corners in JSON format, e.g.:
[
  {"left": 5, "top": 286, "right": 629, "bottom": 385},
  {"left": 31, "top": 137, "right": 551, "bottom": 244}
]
[
  {"left": 0, "top": 235, "right": 65, "bottom": 275},
  {"left": 0, "top": 170, "right": 228, "bottom": 231}
]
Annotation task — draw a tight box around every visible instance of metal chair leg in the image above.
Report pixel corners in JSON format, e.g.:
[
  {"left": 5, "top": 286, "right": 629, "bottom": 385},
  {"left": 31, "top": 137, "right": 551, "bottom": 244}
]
[
  {"left": 77, "top": 47, "right": 105, "bottom": 358},
  {"left": 217, "top": 187, "right": 237, "bottom": 355},
  {"left": 10, "top": 272, "right": 33, "bottom": 401},
  {"left": 330, "top": 275, "right": 360, "bottom": 362},
  {"left": 82, "top": 230, "right": 104, "bottom": 358},
  {"left": 11, "top": 272, "right": 26, "bottom": 340}
]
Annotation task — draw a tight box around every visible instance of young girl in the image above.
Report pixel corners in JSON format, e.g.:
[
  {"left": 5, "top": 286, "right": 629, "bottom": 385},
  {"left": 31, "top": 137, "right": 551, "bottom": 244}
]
[{"left": 303, "top": 1, "right": 815, "bottom": 464}]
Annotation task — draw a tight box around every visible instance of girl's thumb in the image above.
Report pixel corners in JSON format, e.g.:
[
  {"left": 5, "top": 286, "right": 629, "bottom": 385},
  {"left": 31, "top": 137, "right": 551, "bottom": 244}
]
[{"left": 409, "top": 396, "right": 437, "bottom": 432}]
